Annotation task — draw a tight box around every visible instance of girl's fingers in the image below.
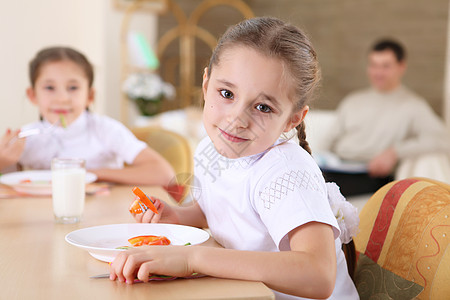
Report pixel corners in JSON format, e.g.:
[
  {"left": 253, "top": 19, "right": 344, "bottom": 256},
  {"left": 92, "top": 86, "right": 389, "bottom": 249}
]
[
  {"left": 6, "top": 129, "right": 20, "bottom": 140},
  {"left": 110, "top": 246, "right": 188, "bottom": 285},
  {"left": 142, "top": 211, "right": 156, "bottom": 223},
  {"left": 150, "top": 213, "right": 161, "bottom": 223},
  {"left": 133, "top": 212, "right": 143, "bottom": 223},
  {"left": 154, "top": 199, "right": 163, "bottom": 212},
  {"left": 141, "top": 199, "right": 163, "bottom": 223},
  {"left": 3, "top": 129, "right": 23, "bottom": 148},
  {"left": 1, "top": 129, "right": 11, "bottom": 145},
  {"left": 110, "top": 248, "right": 154, "bottom": 284},
  {"left": 4, "top": 128, "right": 14, "bottom": 138},
  {"left": 137, "top": 261, "right": 155, "bottom": 282},
  {"left": 109, "top": 271, "right": 117, "bottom": 281},
  {"left": 131, "top": 197, "right": 164, "bottom": 223},
  {"left": 110, "top": 252, "right": 129, "bottom": 282},
  {"left": 150, "top": 200, "right": 164, "bottom": 223},
  {"left": 122, "top": 253, "right": 146, "bottom": 284}
]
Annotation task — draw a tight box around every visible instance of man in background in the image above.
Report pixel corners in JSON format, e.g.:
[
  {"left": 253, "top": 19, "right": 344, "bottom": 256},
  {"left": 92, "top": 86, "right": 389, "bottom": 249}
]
[{"left": 322, "top": 39, "right": 450, "bottom": 196}]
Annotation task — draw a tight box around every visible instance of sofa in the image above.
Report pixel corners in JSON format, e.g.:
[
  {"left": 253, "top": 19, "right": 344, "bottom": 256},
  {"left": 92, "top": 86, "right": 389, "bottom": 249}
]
[{"left": 304, "top": 110, "right": 450, "bottom": 183}]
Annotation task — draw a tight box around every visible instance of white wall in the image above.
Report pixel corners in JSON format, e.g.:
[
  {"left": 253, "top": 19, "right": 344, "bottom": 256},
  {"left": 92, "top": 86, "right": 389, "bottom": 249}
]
[{"left": 0, "top": 0, "right": 157, "bottom": 132}]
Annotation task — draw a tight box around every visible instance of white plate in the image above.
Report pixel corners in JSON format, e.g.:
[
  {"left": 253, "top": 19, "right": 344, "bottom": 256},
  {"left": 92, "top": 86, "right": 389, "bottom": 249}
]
[
  {"left": 0, "top": 170, "right": 97, "bottom": 195},
  {"left": 65, "top": 223, "right": 210, "bottom": 262}
]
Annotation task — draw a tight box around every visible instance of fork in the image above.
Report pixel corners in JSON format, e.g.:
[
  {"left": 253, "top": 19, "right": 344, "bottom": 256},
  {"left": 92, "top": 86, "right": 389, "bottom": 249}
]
[
  {"left": 17, "top": 128, "right": 41, "bottom": 138},
  {"left": 17, "top": 120, "right": 61, "bottom": 139},
  {"left": 90, "top": 273, "right": 205, "bottom": 280}
]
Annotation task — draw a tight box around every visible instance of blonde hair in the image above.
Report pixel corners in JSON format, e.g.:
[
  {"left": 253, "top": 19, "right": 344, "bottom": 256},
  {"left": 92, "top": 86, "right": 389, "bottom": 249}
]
[{"left": 207, "top": 17, "right": 321, "bottom": 154}]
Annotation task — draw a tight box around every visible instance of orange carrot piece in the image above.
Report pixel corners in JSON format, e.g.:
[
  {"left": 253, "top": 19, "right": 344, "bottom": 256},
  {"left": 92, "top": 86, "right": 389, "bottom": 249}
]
[{"left": 129, "top": 186, "right": 159, "bottom": 214}]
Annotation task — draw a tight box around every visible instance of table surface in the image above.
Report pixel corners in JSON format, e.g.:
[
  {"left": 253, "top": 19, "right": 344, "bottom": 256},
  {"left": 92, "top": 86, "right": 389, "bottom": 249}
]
[{"left": 0, "top": 184, "right": 274, "bottom": 300}]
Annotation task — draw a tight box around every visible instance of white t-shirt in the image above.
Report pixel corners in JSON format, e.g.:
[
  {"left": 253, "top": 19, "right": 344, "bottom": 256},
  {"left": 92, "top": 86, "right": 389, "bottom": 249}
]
[
  {"left": 194, "top": 137, "right": 359, "bottom": 300},
  {"left": 19, "top": 111, "right": 147, "bottom": 170}
]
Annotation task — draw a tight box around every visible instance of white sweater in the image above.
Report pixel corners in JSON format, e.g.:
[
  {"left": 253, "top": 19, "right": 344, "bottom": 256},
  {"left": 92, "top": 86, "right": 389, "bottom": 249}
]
[{"left": 325, "top": 85, "right": 450, "bottom": 162}]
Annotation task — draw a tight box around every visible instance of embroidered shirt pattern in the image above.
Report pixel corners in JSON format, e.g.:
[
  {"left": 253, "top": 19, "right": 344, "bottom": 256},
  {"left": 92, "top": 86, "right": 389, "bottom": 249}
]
[{"left": 259, "top": 170, "right": 322, "bottom": 209}]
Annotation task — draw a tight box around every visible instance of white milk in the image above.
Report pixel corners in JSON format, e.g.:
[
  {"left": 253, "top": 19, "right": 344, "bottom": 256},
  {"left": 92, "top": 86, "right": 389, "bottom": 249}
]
[{"left": 52, "top": 168, "right": 86, "bottom": 223}]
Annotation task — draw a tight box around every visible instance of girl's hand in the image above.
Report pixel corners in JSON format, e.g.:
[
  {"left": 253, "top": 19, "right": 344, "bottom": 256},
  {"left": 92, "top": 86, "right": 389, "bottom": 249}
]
[
  {"left": 132, "top": 198, "right": 180, "bottom": 224},
  {"left": 109, "top": 245, "right": 193, "bottom": 284},
  {"left": 0, "top": 129, "right": 25, "bottom": 169}
]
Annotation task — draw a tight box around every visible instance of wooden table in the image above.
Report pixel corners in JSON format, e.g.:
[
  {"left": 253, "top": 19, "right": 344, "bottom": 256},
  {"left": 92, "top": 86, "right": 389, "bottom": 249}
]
[{"left": 0, "top": 185, "right": 274, "bottom": 300}]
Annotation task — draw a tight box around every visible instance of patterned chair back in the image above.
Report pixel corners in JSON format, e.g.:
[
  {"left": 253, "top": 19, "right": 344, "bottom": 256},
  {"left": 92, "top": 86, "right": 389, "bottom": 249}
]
[{"left": 354, "top": 177, "right": 450, "bottom": 299}]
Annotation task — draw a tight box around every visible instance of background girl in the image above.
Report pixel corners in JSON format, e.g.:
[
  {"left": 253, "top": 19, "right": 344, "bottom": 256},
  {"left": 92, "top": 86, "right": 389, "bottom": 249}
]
[
  {"left": 8, "top": 46, "right": 174, "bottom": 185},
  {"left": 110, "top": 17, "right": 359, "bottom": 299}
]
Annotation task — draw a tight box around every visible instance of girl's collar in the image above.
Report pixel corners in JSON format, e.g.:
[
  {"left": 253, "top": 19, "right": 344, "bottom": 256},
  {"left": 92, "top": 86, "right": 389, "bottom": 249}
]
[{"left": 208, "top": 137, "right": 289, "bottom": 169}]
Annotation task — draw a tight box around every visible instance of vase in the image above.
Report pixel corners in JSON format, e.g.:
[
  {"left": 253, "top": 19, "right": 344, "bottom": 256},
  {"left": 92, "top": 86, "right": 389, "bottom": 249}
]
[{"left": 134, "top": 97, "right": 162, "bottom": 116}]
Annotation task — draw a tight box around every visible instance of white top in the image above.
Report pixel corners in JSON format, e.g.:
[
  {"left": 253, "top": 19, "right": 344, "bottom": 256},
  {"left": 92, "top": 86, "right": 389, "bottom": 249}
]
[
  {"left": 194, "top": 137, "right": 359, "bottom": 300},
  {"left": 325, "top": 85, "right": 450, "bottom": 162},
  {"left": 19, "top": 111, "right": 147, "bottom": 170}
]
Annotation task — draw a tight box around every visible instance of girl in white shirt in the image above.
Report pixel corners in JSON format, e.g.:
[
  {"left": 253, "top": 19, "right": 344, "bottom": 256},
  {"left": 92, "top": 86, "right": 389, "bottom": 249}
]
[
  {"left": 110, "top": 17, "right": 359, "bottom": 299},
  {"left": 7, "top": 47, "right": 174, "bottom": 185}
]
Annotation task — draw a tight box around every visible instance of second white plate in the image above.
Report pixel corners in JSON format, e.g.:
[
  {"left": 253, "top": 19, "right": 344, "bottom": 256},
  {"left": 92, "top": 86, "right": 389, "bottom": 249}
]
[{"left": 0, "top": 170, "right": 97, "bottom": 195}]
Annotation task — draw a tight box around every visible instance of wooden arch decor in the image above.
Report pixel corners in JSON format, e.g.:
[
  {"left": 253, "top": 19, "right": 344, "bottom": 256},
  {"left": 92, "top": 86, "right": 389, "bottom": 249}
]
[{"left": 120, "top": 0, "right": 254, "bottom": 125}]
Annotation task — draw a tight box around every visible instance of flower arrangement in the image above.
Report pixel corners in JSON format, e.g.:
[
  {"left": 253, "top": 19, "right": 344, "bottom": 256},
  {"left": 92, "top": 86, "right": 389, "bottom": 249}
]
[
  {"left": 326, "top": 182, "right": 360, "bottom": 244},
  {"left": 123, "top": 72, "right": 176, "bottom": 116}
]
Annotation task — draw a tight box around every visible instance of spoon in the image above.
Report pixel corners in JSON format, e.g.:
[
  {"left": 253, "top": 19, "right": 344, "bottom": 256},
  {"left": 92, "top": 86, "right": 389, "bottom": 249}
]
[{"left": 17, "top": 119, "right": 62, "bottom": 139}]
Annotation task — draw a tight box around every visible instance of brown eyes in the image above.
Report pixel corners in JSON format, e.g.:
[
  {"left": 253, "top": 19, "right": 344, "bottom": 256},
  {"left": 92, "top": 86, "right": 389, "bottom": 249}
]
[
  {"left": 43, "top": 86, "right": 79, "bottom": 91},
  {"left": 219, "top": 89, "right": 273, "bottom": 113},
  {"left": 255, "top": 104, "right": 272, "bottom": 113},
  {"left": 220, "top": 89, "right": 234, "bottom": 99}
]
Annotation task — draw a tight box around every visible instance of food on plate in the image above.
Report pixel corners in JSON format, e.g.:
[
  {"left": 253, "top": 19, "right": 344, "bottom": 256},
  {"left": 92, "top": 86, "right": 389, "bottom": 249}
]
[
  {"left": 115, "top": 235, "right": 171, "bottom": 249},
  {"left": 115, "top": 246, "right": 133, "bottom": 250},
  {"left": 19, "top": 179, "right": 51, "bottom": 185},
  {"left": 129, "top": 186, "right": 159, "bottom": 214},
  {"left": 128, "top": 235, "right": 171, "bottom": 246}
]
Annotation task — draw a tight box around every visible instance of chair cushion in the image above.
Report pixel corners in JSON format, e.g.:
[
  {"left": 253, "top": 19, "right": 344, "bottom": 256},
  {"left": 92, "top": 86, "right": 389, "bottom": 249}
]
[
  {"left": 131, "top": 126, "right": 193, "bottom": 203},
  {"left": 354, "top": 178, "right": 450, "bottom": 299},
  {"left": 355, "top": 253, "right": 423, "bottom": 299}
]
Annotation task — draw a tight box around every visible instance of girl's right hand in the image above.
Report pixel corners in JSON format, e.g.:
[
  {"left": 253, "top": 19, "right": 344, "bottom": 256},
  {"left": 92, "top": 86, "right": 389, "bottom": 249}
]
[
  {"left": 109, "top": 244, "right": 194, "bottom": 284},
  {"left": 132, "top": 198, "right": 180, "bottom": 224},
  {"left": 0, "top": 129, "right": 25, "bottom": 169}
]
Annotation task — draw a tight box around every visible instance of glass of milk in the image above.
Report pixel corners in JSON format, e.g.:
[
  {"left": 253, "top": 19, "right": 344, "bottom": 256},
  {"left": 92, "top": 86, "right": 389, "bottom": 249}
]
[{"left": 51, "top": 158, "right": 86, "bottom": 224}]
